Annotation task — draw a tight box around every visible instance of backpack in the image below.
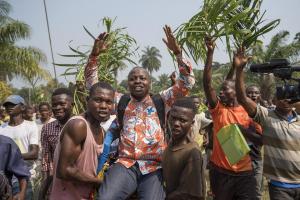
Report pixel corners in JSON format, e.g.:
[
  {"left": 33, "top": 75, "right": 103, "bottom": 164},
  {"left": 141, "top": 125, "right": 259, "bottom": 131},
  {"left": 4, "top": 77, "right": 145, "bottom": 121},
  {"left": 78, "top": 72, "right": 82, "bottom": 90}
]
[{"left": 117, "top": 93, "right": 166, "bottom": 132}]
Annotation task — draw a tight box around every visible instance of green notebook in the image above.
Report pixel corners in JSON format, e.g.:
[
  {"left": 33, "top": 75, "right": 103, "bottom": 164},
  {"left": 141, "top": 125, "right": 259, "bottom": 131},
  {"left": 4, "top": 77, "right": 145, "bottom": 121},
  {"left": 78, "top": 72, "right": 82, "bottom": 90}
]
[{"left": 216, "top": 124, "right": 250, "bottom": 165}]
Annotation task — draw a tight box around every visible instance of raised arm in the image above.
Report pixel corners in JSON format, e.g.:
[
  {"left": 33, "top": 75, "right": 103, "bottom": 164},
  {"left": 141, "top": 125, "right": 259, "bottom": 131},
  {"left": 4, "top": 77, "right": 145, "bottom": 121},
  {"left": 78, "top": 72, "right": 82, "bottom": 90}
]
[
  {"left": 160, "top": 25, "right": 195, "bottom": 108},
  {"left": 56, "top": 119, "right": 100, "bottom": 186},
  {"left": 84, "top": 32, "right": 109, "bottom": 90},
  {"left": 203, "top": 38, "right": 218, "bottom": 109},
  {"left": 234, "top": 49, "right": 257, "bottom": 117}
]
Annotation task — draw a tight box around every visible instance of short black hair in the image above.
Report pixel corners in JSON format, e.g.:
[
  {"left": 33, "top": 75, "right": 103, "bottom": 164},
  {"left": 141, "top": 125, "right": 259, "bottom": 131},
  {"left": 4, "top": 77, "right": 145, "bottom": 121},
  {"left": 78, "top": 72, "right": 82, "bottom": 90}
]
[
  {"left": 89, "top": 81, "right": 115, "bottom": 96},
  {"left": 25, "top": 105, "right": 34, "bottom": 111},
  {"left": 52, "top": 88, "right": 73, "bottom": 99},
  {"left": 223, "top": 80, "right": 235, "bottom": 89},
  {"left": 172, "top": 97, "right": 197, "bottom": 117},
  {"left": 246, "top": 85, "right": 260, "bottom": 92},
  {"left": 128, "top": 66, "right": 150, "bottom": 79},
  {"left": 39, "top": 102, "right": 51, "bottom": 110}
]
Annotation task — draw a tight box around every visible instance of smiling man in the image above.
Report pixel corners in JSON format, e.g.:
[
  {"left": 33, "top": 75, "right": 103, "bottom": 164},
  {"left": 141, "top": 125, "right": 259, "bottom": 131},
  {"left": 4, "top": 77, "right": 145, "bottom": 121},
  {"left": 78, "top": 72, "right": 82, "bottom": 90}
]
[
  {"left": 85, "top": 25, "right": 195, "bottom": 200},
  {"left": 50, "top": 82, "right": 115, "bottom": 199}
]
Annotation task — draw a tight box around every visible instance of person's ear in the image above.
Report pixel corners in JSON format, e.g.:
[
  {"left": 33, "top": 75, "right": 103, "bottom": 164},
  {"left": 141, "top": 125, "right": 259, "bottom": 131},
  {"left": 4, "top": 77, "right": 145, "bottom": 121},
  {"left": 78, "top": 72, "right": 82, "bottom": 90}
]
[{"left": 20, "top": 104, "right": 26, "bottom": 112}]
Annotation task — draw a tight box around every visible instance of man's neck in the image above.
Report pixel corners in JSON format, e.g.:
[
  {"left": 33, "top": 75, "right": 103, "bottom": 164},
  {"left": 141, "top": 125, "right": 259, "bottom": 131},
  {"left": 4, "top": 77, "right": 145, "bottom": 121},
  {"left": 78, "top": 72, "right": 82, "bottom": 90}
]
[
  {"left": 84, "top": 112, "right": 101, "bottom": 129},
  {"left": 275, "top": 108, "right": 294, "bottom": 119},
  {"left": 8, "top": 114, "right": 24, "bottom": 126},
  {"left": 172, "top": 137, "right": 190, "bottom": 147},
  {"left": 131, "top": 94, "right": 149, "bottom": 102},
  {"left": 58, "top": 117, "right": 69, "bottom": 126},
  {"left": 40, "top": 117, "right": 50, "bottom": 124}
]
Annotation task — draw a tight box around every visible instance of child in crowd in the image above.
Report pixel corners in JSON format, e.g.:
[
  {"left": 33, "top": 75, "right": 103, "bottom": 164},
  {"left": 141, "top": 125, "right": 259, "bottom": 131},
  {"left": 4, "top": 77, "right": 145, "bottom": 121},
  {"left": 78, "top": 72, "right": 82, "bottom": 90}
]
[{"left": 163, "top": 97, "right": 205, "bottom": 200}]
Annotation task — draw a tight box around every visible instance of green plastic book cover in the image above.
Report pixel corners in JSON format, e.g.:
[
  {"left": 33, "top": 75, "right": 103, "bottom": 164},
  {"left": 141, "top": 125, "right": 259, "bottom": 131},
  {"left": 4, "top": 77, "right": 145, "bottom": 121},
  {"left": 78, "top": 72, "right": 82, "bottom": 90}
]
[{"left": 216, "top": 124, "right": 250, "bottom": 165}]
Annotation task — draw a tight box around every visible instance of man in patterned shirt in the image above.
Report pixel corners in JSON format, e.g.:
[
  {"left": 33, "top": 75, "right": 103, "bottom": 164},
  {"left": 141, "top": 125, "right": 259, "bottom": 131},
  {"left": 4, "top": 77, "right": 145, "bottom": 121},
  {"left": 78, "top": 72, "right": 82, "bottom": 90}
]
[
  {"left": 85, "top": 25, "right": 195, "bottom": 200},
  {"left": 40, "top": 88, "right": 74, "bottom": 196}
]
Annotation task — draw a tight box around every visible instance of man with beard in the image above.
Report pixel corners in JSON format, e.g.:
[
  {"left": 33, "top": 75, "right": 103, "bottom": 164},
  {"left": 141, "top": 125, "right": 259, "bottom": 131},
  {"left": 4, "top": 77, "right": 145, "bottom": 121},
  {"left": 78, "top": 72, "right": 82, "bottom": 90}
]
[
  {"left": 203, "top": 39, "right": 259, "bottom": 200},
  {"left": 235, "top": 50, "right": 300, "bottom": 200},
  {"left": 40, "top": 88, "right": 74, "bottom": 197},
  {"left": 50, "top": 82, "right": 115, "bottom": 199},
  {"left": 94, "top": 25, "right": 195, "bottom": 200}
]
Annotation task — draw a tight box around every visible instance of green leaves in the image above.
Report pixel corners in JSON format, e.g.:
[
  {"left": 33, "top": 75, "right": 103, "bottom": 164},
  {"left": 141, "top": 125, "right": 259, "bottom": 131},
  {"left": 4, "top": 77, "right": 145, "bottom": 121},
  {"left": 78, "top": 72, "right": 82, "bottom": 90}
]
[
  {"left": 57, "top": 17, "right": 138, "bottom": 114},
  {"left": 176, "top": 0, "right": 279, "bottom": 63}
]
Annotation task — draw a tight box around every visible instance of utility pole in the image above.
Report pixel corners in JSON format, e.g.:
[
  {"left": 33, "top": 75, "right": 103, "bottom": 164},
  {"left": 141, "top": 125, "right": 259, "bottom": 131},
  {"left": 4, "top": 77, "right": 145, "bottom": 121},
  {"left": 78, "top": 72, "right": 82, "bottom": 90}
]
[{"left": 42, "top": 0, "right": 57, "bottom": 83}]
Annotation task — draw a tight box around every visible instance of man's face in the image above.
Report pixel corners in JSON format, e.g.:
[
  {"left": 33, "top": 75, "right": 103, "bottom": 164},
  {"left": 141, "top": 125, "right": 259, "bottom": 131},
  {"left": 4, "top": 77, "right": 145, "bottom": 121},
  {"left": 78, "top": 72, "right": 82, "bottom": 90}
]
[
  {"left": 274, "top": 98, "right": 293, "bottom": 114},
  {"left": 246, "top": 86, "right": 261, "bottom": 103},
  {"left": 192, "top": 97, "right": 200, "bottom": 111},
  {"left": 87, "top": 88, "right": 114, "bottom": 122},
  {"left": 23, "top": 108, "right": 34, "bottom": 121},
  {"left": 4, "top": 103, "right": 24, "bottom": 117},
  {"left": 168, "top": 106, "right": 194, "bottom": 142},
  {"left": 39, "top": 105, "right": 52, "bottom": 121},
  {"left": 219, "top": 81, "right": 236, "bottom": 105},
  {"left": 51, "top": 94, "right": 73, "bottom": 122},
  {"left": 128, "top": 68, "right": 150, "bottom": 100}
]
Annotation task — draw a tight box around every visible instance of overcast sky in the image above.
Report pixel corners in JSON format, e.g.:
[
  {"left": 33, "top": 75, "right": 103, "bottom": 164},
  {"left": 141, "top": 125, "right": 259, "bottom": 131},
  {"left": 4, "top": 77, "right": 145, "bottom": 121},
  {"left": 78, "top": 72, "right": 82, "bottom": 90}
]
[{"left": 9, "top": 0, "right": 300, "bottom": 88}]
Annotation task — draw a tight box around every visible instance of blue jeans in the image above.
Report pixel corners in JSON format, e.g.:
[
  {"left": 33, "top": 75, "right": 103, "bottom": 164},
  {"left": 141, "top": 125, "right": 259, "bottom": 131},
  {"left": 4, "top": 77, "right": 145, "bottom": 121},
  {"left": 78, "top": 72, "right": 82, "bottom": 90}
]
[{"left": 98, "top": 163, "right": 165, "bottom": 200}]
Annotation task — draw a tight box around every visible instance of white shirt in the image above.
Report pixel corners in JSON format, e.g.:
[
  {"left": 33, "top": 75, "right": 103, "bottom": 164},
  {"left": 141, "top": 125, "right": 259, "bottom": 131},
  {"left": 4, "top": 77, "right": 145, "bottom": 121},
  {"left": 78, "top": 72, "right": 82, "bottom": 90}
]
[
  {"left": 0, "top": 120, "right": 39, "bottom": 153},
  {"left": 101, "top": 115, "right": 116, "bottom": 132},
  {"left": 35, "top": 117, "right": 56, "bottom": 146},
  {"left": 0, "top": 120, "right": 39, "bottom": 179}
]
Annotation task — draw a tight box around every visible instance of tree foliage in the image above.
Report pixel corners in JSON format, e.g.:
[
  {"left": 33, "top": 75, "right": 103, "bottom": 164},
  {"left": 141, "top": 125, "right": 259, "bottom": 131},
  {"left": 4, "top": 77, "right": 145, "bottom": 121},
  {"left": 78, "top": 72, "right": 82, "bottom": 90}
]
[
  {"left": 175, "top": 0, "right": 279, "bottom": 63},
  {"left": 56, "top": 17, "right": 138, "bottom": 114},
  {"left": 139, "top": 46, "right": 162, "bottom": 76},
  {"left": 0, "top": 0, "right": 48, "bottom": 83}
]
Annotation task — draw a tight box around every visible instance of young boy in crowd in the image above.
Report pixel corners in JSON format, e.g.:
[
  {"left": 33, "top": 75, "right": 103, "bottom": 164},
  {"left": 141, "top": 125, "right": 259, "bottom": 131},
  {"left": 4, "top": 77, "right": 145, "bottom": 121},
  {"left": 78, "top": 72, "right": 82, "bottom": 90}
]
[{"left": 162, "top": 97, "right": 205, "bottom": 200}]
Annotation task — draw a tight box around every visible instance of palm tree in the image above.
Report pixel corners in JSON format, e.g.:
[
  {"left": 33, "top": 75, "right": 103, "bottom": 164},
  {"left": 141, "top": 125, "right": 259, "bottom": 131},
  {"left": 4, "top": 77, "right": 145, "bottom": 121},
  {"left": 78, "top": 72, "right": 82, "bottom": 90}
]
[
  {"left": 152, "top": 73, "right": 170, "bottom": 93},
  {"left": 250, "top": 31, "right": 300, "bottom": 100},
  {"left": 0, "top": 0, "right": 47, "bottom": 83},
  {"left": 139, "top": 46, "right": 162, "bottom": 78}
]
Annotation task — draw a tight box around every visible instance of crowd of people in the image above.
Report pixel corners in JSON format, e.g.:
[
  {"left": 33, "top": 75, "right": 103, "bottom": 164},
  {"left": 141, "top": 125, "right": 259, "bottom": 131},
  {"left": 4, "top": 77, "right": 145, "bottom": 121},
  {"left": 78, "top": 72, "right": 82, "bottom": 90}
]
[{"left": 0, "top": 25, "right": 300, "bottom": 200}]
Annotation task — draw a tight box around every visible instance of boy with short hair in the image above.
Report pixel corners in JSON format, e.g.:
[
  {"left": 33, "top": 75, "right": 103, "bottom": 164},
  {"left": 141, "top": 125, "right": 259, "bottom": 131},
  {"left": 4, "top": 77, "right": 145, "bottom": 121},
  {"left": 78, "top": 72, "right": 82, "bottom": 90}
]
[{"left": 163, "top": 97, "right": 205, "bottom": 200}]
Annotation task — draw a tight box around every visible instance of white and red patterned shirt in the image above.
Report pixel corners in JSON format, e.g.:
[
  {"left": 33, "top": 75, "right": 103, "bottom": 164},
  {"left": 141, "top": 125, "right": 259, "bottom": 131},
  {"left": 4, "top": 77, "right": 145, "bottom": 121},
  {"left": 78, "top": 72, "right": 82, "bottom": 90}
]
[{"left": 84, "top": 55, "right": 195, "bottom": 174}]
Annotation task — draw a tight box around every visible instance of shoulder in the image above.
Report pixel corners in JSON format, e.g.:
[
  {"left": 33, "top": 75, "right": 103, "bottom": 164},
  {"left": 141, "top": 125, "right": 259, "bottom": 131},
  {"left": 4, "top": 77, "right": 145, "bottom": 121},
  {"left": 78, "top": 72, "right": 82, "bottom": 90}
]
[
  {"left": 0, "top": 135, "right": 14, "bottom": 145},
  {"left": 187, "top": 142, "right": 202, "bottom": 161},
  {"left": 43, "top": 120, "right": 57, "bottom": 130},
  {"left": 62, "top": 117, "right": 88, "bottom": 143},
  {"left": 23, "top": 120, "right": 38, "bottom": 128}
]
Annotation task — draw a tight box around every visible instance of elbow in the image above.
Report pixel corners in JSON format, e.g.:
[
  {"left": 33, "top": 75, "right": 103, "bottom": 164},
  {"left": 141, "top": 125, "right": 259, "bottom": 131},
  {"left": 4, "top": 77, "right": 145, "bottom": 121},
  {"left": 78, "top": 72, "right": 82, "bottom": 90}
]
[{"left": 32, "top": 151, "right": 39, "bottom": 160}]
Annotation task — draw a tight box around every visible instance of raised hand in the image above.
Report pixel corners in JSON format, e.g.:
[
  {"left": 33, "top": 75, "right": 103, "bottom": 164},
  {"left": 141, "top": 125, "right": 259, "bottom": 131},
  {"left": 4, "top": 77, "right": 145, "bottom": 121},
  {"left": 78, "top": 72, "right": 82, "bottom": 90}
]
[
  {"left": 91, "top": 32, "right": 109, "bottom": 57},
  {"left": 162, "top": 25, "right": 181, "bottom": 55},
  {"left": 233, "top": 47, "right": 251, "bottom": 69}
]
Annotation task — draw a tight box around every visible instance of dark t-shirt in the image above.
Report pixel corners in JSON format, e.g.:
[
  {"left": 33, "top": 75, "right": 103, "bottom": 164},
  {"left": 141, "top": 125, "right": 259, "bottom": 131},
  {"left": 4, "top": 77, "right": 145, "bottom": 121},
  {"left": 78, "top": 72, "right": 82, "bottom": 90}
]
[{"left": 162, "top": 141, "right": 205, "bottom": 200}]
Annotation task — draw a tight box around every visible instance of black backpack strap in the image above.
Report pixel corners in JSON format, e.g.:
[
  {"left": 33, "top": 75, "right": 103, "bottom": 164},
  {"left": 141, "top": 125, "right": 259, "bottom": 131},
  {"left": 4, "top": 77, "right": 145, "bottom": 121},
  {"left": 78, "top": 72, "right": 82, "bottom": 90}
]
[
  {"left": 151, "top": 94, "right": 165, "bottom": 130},
  {"left": 117, "top": 94, "right": 131, "bottom": 130}
]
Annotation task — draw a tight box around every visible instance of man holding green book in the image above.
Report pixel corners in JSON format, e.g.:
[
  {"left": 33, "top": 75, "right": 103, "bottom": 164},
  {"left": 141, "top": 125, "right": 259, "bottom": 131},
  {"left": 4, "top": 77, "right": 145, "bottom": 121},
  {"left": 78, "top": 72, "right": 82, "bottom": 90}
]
[{"left": 203, "top": 38, "right": 260, "bottom": 200}]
